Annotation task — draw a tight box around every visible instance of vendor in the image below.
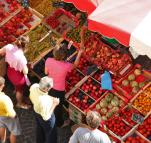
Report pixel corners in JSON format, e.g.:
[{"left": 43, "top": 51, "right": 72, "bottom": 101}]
[
  {"left": 45, "top": 26, "right": 86, "bottom": 127},
  {"left": 0, "top": 36, "right": 31, "bottom": 109}
]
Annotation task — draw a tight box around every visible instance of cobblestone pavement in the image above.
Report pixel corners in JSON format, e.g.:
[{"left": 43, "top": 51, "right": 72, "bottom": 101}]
[
  {"left": 4, "top": 78, "right": 72, "bottom": 143},
  {"left": 15, "top": 108, "right": 72, "bottom": 143}
]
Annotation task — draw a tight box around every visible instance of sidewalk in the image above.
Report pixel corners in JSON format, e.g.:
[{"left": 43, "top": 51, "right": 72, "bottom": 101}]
[{"left": 4, "top": 78, "right": 72, "bottom": 143}]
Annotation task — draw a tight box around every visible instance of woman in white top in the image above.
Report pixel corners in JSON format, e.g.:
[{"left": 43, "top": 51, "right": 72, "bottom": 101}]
[{"left": 0, "top": 36, "right": 30, "bottom": 109}]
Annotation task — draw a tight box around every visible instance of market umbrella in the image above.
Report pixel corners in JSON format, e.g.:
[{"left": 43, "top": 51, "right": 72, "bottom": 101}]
[
  {"left": 88, "top": 0, "right": 151, "bottom": 59},
  {"left": 63, "top": 0, "right": 96, "bottom": 14}
]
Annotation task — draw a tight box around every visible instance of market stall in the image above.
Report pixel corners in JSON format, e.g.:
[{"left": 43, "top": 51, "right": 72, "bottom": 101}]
[
  {"left": 0, "top": 1, "right": 150, "bottom": 143},
  {"left": 63, "top": 0, "right": 96, "bottom": 14},
  {"left": 88, "top": 0, "right": 151, "bottom": 59}
]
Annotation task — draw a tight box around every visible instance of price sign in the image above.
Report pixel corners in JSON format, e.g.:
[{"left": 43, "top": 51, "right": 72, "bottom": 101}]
[{"left": 132, "top": 113, "right": 144, "bottom": 124}]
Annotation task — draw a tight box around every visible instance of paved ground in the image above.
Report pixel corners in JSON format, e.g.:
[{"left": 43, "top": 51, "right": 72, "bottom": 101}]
[{"left": 4, "top": 76, "right": 72, "bottom": 143}]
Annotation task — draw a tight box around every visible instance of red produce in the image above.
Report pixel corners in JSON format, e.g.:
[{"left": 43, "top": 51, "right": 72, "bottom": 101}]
[
  {"left": 120, "top": 106, "right": 144, "bottom": 126},
  {"left": 124, "top": 133, "right": 148, "bottom": 143},
  {"left": 80, "top": 77, "right": 105, "bottom": 100},
  {"left": 77, "top": 56, "right": 93, "bottom": 75},
  {"left": 68, "top": 89, "right": 94, "bottom": 111},
  {"left": 66, "top": 69, "right": 84, "bottom": 86},
  {"left": 137, "top": 115, "right": 151, "bottom": 140},
  {"left": 106, "top": 115, "right": 131, "bottom": 137}
]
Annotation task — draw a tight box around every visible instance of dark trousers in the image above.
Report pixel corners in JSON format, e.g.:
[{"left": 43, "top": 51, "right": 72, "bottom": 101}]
[
  {"left": 34, "top": 112, "right": 57, "bottom": 143},
  {"left": 49, "top": 89, "right": 65, "bottom": 127}
]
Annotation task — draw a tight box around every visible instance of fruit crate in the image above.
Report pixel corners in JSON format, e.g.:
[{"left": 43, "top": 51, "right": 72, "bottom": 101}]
[
  {"left": 83, "top": 34, "right": 102, "bottom": 60},
  {"left": 65, "top": 81, "right": 72, "bottom": 93},
  {"left": 0, "top": 0, "right": 22, "bottom": 26},
  {"left": 0, "top": 8, "right": 42, "bottom": 47},
  {"left": 90, "top": 68, "right": 106, "bottom": 83},
  {"left": 136, "top": 114, "right": 151, "bottom": 142},
  {"left": 77, "top": 56, "right": 95, "bottom": 76},
  {"left": 64, "top": 28, "right": 92, "bottom": 50},
  {"left": 69, "top": 104, "right": 85, "bottom": 120},
  {"left": 113, "top": 64, "right": 151, "bottom": 100},
  {"left": 43, "top": 8, "right": 78, "bottom": 37},
  {"left": 131, "top": 83, "right": 151, "bottom": 116},
  {"left": 66, "top": 69, "right": 85, "bottom": 87},
  {"left": 69, "top": 113, "right": 85, "bottom": 124},
  {"left": 123, "top": 131, "right": 149, "bottom": 143},
  {"left": 91, "top": 42, "right": 132, "bottom": 77},
  {"left": 67, "top": 88, "right": 95, "bottom": 114},
  {"left": 119, "top": 105, "right": 145, "bottom": 127},
  {"left": 26, "top": 34, "right": 53, "bottom": 64},
  {"left": 89, "top": 90, "right": 126, "bottom": 122},
  {"left": 106, "top": 114, "right": 132, "bottom": 138},
  {"left": 79, "top": 76, "right": 106, "bottom": 100}
]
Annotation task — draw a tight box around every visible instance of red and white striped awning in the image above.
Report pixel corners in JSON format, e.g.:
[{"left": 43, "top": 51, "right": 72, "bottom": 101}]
[
  {"left": 63, "top": 0, "right": 96, "bottom": 14},
  {"left": 88, "top": 0, "right": 151, "bottom": 58}
]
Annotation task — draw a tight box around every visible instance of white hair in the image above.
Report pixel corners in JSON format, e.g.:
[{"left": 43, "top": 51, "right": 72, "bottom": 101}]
[{"left": 39, "top": 76, "right": 53, "bottom": 92}]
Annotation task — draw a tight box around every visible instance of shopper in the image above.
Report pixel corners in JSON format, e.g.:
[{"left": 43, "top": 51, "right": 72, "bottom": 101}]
[
  {"left": 0, "top": 76, "right": 21, "bottom": 143},
  {"left": 45, "top": 26, "right": 86, "bottom": 127},
  {"left": 0, "top": 36, "right": 30, "bottom": 109},
  {"left": 29, "top": 76, "right": 59, "bottom": 143},
  {"left": 69, "top": 111, "right": 111, "bottom": 143}
]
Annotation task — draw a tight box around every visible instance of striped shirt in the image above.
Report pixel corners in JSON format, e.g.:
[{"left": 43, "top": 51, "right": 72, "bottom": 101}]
[{"left": 69, "top": 127, "right": 111, "bottom": 143}]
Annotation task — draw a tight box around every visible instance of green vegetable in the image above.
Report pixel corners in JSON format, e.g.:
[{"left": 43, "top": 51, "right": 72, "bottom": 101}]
[
  {"left": 105, "top": 93, "right": 114, "bottom": 102},
  {"left": 96, "top": 104, "right": 101, "bottom": 110},
  {"left": 111, "top": 107, "right": 119, "bottom": 113},
  {"left": 101, "top": 108, "right": 107, "bottom": 114},
  {"left": 119, "top": 100, "right": 124, "bottom": 107},
  {"left": 128, "top": 74, "right": 135, "bottom": 81},
  {"left": 106, "top": 111, "right": 114, "bottom": 118},
  {"left": 100, "top": 100, "right": 108, "bottom": 108},
  {"left": 102, "top": 116, "right": 107, "bottom": 121},
  {"left": 130, "top": 81, "right": 138, "bottom": 87},
  {"left": 139, "top": 82, "right": 145, "bottom": 88},
  {"left": 122, "top": 80, "right": 129, "bottom": 86},
  {"left": 132, "top": 86, "right": 139, "bottom": 93},
  {"left": 111, "top": 98, "right": 119, "bottom": 107},
  {"left": 108, "top": 104, "right": 113, "bottom": 109}
]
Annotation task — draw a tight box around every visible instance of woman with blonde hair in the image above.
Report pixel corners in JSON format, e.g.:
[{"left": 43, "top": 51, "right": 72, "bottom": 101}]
[{"left": 0, "top": 35, "right": 31, "bottom": 109}]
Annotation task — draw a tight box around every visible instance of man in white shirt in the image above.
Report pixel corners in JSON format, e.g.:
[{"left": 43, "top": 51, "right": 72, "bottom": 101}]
[
  {"left": 69, "top": 111, "right": 111, "bottom": 143},
  {"left": 29, "top": 76, "right": 59, "bottom": 143}
]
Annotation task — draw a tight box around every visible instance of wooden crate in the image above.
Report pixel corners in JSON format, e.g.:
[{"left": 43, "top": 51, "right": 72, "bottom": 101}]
[
  {"left": 69, "top": 104, "right": 85, "bottom": 120},
  {"left": 131, "top": 83, "right": 151, "bottom": 116},
  {"left": 122, "top": 130, "right": 150, "bottom": 143},
  {"left": 0, "top": 0, "right": 22, "bottom": 27},
  {"left": 113, "top": 65, "right": 151, "bottom": 100},
  {"left": 43, "top": 8, "right": 77, "bottom": 37}
]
